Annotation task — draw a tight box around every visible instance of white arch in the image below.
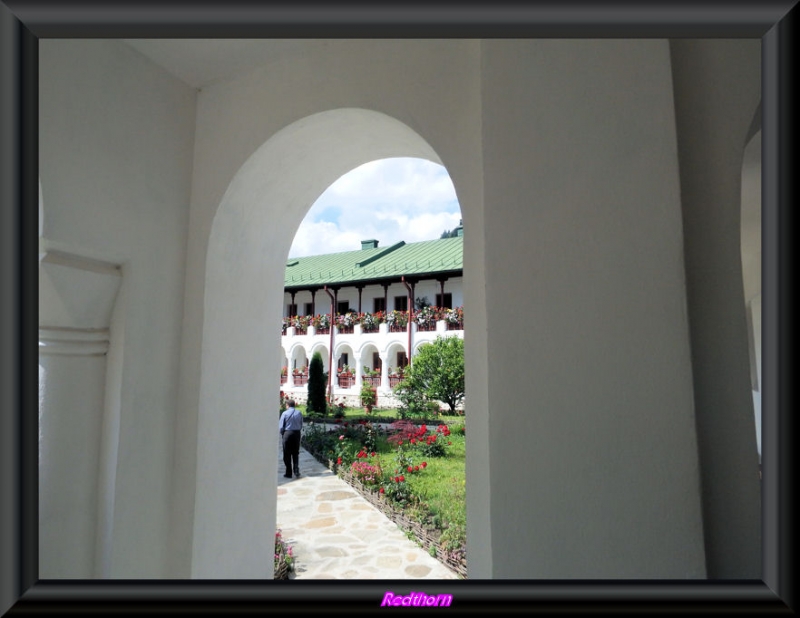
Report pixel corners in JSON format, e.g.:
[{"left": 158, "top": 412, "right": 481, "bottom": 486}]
[{"left": 192, "top": 108, "right": 450, "bottom": 577}]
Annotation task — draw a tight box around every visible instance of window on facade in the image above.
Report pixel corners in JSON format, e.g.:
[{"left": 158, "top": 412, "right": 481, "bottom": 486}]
[
  {"left": 304, "top": 302, "right": 313, "bottom": 315},
  {"left": 372, "top": 352, "right": 382, "bottom": 372},
  {"left": 394, "top": 296, "right": 408, "bottom": 312},
  {"left": 396, "top": 351, "right": 408, "bottom": 368},
  {"left": 338, "top": 353, "right": 349, "bottom": 369},
  {"left": 287, "top": 303, "right": 297, "bottom": 316},
  {"left": 435, "top": 293, "right": 453, "bottom": 309},
  {"left": 337, "top": 301, "right": 350, "bottom": 314},
  {"left": 373, "top": 297, "right": 386, "bottom": 313}
]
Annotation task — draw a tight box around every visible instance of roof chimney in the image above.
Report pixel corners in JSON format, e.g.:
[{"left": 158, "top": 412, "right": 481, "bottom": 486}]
[{"left": 361, "top": 239, "right": 379, "bottom": 250}]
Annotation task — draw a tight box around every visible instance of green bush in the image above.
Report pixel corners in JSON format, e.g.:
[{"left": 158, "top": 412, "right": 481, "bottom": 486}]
[
  {"left": 306, "top": 352, "right": 327, "bottom": 417},
  {"left": 393, "top": 379, "right": 429, "bottom": 419},
  {"left": 402, "top": 336, "right": 465, "bottom": 414}
]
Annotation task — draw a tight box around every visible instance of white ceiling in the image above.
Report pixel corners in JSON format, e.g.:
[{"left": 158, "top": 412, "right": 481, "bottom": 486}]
[
  {"left": 122, "top": 38, "right": 762, "bottom": 306},
  {"left": 122, "top": 39, "right": 329, "bottom": 89}
]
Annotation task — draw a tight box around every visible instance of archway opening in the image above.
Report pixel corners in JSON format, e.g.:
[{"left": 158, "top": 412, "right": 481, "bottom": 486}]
[
  {"left": 277, "top": 155, "right": 467, "bottom": 577},
  {"left": 194, "top": 108, "right": 470, "bottom": 578}
]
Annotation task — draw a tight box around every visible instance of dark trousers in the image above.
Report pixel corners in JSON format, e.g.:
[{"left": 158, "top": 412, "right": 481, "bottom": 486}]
[{"left": 282, "top": 430, "right": 301, "bottom": 475}]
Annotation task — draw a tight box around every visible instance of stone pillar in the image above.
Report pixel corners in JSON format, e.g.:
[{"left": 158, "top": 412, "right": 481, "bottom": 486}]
[
  {"left": 38, "top": 328, "right": 110, "bottom": 578},
  {"left": 380, "top": 354, "right": 390, "bottom": 391}
]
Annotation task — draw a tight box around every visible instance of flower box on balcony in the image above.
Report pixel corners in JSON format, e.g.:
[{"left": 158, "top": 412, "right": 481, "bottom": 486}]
[
  {"left": 280, "top": 375, "right": 287, "bottom": 385},
  {"left": 389, "top": 376, "right": 404, "bottom": 388},
  {"left": 338, "top": 375, "right": 354, "bottom": 388},
  {"left": 363, "top": 375, "right": 381, "bottom": 388},
  {"left": 336, "top": 325, "right": 354, "bottom": 334}
]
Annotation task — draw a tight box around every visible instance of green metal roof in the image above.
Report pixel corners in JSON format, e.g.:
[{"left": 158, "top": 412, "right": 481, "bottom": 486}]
[{"left": 284, "top": 236, "right": 463, "bottom": 289}]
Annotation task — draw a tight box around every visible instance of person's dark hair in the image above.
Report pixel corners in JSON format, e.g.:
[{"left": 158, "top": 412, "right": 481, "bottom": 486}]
[{"left": 287, "top": 399, "right": 296, "bottom": 407}]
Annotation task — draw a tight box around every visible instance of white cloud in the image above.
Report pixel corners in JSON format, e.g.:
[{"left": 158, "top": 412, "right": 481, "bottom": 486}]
[{"left": 288, "top": 158, "right": 461, "bottom": 258}]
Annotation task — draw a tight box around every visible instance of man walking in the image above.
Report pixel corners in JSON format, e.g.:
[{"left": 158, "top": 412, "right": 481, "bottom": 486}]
[{"left": 279, "top": 399, "right": 303, "bottom": 478}]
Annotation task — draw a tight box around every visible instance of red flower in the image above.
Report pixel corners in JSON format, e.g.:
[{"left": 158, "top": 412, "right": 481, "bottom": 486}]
[
  {"left": 414, "top": 465, "right": 419, "bottom": 472},
  {"left": 448, "top": 441, "right": 452, "bottom": 445},
  {"left": 337, "top": 457, "right": 342, "bottom": 465},
  {"left": 371, "top": 452, "right": 376, "bottom": 457},
  {"left": 407, "top": 466, "right": 413, "bottom": 472},
  {"left": 421, "top": 461, "right": 427, "bottom": 468},
  {"left": 399, "top": 475, "right": 405, "bottom": 482},
  {"left": 379, "top": 487, "right": 385, "bottom": 494}
]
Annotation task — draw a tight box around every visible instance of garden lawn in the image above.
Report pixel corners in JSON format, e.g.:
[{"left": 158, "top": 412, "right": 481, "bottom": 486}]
[
  {"left": 300, "top": 411, "right": 466, "bottom": 551},
  {"left": 380, "top": 432, "right": 466, "bottom": 550}
]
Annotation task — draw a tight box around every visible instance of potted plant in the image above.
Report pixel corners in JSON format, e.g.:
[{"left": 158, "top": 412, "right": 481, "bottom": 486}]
[{"left": 360, "top": 381, "right": 377, "bottom": 414}]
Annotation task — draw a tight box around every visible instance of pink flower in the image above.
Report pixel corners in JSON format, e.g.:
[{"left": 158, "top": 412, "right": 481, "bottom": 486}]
[{"left": 339, "top": 435, "right": 344, "bottom": 440}]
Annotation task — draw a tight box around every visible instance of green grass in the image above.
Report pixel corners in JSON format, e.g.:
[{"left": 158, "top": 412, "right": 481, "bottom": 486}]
[
  {"left": 387, "top": 432, "right": 466, "bottom": 549},
  {"left": 300, "top": 410, "right": 467, "bottom": 550}
]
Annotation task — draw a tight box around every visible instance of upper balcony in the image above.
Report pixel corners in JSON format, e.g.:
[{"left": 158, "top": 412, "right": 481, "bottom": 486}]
[{"left": 281, "top": 306, "right": 464, "bottom": 338}]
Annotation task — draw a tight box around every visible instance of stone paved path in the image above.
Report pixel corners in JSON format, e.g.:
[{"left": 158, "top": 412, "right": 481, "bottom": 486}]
[{"left": 276, "top": 445, "right": 459, "bottom": 580}]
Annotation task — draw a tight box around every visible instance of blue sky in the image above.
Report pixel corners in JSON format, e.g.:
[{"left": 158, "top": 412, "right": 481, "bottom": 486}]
[{"left": 288, "top": 158, "right": 462, "bottom": 258}]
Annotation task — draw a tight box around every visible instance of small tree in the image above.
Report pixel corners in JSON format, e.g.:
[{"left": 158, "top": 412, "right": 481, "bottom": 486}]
[
  {"left": 360, "top": 381, "right": 377, "bottom": 413},
  {"left": 392, "top": 379, "right": 430, "bottom": 419},
  {"left": 306, "top": 352, "right": 327, "bottom": 417},
  {"left": 404, "top": 335, "right": 465, "bottom": 414}
]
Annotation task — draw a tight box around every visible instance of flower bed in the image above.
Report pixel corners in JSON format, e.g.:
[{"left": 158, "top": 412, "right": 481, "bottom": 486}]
[
  {"left": 302, "top": 442, "right": 467, "bottom": 578},
  {"left": 274, "top": 529, "right": 294, "bottom": 579}
]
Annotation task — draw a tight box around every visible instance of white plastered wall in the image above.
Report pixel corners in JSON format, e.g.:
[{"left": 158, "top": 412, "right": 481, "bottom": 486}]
[
  {"left": 36, "top": 37, "right": 762, "bottom": 581},
  {"left": 670, "top": 38, "right": 762, "bottom": 578},
  {"left": 178, "top": 38, "right": 708, "bottom": 579},
  {"left": 38, "top": 40, "right": 196, "bottom": 578},
  {"left": 479, "top": 39, "right": 706, "bottom": 577},
  {"left": 180, "top": 38, "right": 485, "bottom": 576}
]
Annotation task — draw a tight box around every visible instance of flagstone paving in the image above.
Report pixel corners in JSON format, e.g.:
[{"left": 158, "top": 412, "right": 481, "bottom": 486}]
[{"left": 276, "top": 445, "right": 459, "bottom": 580}]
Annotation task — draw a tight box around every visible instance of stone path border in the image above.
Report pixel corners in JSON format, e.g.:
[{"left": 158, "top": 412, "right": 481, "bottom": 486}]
[{"left": 276, "top": 445, "right": 460, "bottom": 580}]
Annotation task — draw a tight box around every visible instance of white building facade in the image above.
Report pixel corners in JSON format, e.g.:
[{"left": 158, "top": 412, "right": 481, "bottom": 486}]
[{"left": 280, "top": 236, "right": 465, "bottom": 408}]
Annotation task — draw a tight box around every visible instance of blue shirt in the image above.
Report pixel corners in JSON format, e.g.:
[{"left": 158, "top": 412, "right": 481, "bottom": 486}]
[{"left": 279, "top": 407, "right": 303, "bottom": 433}]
